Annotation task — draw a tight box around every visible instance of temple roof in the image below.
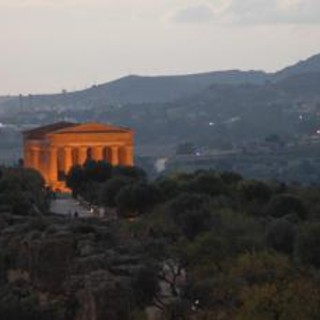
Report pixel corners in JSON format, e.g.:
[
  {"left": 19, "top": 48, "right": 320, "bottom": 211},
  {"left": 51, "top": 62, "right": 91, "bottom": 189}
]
[
  {"left": 23, "top": 122, "right": 132, "bottom": 139},
  {"left": 52, "top": 122, "right": 132, "bottom": 134}
]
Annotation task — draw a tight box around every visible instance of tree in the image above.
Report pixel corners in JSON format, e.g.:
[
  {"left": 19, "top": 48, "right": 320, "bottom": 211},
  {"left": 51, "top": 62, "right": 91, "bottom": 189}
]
[
  {"left": 237, "top": 274, "right": 320, "bottom": 320},
  {"left": 294, "top": 222, "right": 320, "bottom": 268},
  {"left": 186, "top": 172, "right": 226, "bottom": 197},
  {"left": 100, "top": 176, "right": 132, "bottom": 208},
  {"left": 112, "top": 166, "right": 146, "bottom": 181},
  {"left": 83, "top": 160, "right": 112, "bottom": 183},
  {"left": 167, "top": 193, "right": 213, "bottom": 240},
  {"left": 132, "top": 264, "right": 159, "bottom": 307},
  {"left": 265, "top": 194, "right": 307, "bottom": 220},
  {"left": 238, "top": 180, "right": 272, "bottom": 203},
  {"left": 231, "top": 251, "right": 291, "bottom": 287},
  {"left": 116, "top": 182, "right": 160, "bottom": 217},
  {"left": 155, "top": 177, "right": 180, "bottom": 201},
  {"left": 183, "top": 232, "right": 227, "bottom": 269},
  {"left": 266, "top": 219, "right": 296, "bottom": 254},
  {"left": 220, "top": 171, "right": 243, "bottom": 185},
  {"left": 0, "top": 168, "right": 47, "bottom": 215},
  {"left": 66, "top": 165, "right": 84, "bottom": 197}
]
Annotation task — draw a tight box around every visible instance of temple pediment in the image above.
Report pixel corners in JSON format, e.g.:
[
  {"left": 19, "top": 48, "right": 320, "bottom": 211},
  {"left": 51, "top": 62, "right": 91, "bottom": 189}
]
[
  {"left": 51, "top": 122, "right": 132, "bottom": 135},
  {"left": 23, "top": 122, "right": 132, "bottom": 140},
  {"left": 23, "top": 122, "right": 76, "bottom": 139}
]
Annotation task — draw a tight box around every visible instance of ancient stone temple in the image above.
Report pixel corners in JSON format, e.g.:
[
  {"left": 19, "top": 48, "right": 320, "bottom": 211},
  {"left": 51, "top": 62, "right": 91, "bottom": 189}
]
[{"left": 23, "top": 122, "right": 134, "bottom": 191}]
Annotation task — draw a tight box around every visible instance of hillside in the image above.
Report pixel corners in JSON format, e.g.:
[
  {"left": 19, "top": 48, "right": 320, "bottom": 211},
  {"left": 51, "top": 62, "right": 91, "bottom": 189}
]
[
  {"left": 75, "top": 70, "right": 269, "bottom": 105},
  {"left": 0, "top": 70, "right": 269, "bottom": 111},
  {"left": 2, "top": 53, "right": 320, "bottom": 113},
  {"left": 274, "top": 53, "right": 320, "bottom": 80},
  {"left": 1, "top": 53, "right": 320, "bottom": 166},
  {"left": 84, "top": 71, "right": 320, "bottom": 147}
]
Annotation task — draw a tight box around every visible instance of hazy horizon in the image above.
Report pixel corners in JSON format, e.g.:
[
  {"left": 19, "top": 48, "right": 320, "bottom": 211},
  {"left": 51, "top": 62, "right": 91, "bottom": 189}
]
[{"left": 1, "top": 0, "right": 320, "bottom": 95}]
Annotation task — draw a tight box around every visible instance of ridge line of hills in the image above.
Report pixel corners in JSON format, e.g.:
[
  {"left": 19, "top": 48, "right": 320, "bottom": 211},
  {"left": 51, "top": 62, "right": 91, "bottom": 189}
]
[{"left": 1, "top": 53, "right": 320, "bottom": 109}]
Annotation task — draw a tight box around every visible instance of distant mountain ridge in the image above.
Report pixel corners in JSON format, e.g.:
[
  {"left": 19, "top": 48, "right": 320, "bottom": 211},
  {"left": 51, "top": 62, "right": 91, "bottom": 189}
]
[
  {"left": 0, "top": 70, "right": 270, "bottom": 110},
  {"left": 75, "top": 69, "right": 269, "bottom": 105},
  {"left": 274, "top": 53, "right": 320, "bottom": 80},
  {"left": 1, "top": 53, "right": 320, "bottom": 110}
]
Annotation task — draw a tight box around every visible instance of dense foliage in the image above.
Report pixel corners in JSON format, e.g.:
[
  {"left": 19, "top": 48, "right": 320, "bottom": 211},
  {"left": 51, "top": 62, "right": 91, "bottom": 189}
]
[
  {"left": 2, "top": 167, "right": 320, "bottom": 319},
  {"left": 0, "top": 167, "right": 48, "bottom": 215}
]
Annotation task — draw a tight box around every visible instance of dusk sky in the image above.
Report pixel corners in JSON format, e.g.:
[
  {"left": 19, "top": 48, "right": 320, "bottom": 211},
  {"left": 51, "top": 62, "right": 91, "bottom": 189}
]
[{"left": 1, "top": 0, "right": 320, "bottom": 95}]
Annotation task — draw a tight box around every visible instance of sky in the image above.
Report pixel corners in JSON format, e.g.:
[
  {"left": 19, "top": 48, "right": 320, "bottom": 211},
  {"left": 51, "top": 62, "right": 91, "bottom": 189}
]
[{"left": 1, "top": 0, "right": 320, "bottom": 95}]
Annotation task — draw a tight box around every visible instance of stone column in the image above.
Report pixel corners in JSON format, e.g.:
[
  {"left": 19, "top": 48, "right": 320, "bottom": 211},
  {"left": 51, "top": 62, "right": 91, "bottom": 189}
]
[
  {"left": 39, "top": 149, "right": 48, "bottom": 181},
  {"left": 64, "top": 147, "right": 73, "bottom": 174},
  {"left": 111, "top": 146, "right": 119, "bottom": 165},
  {"left": 29, "top": 148, "right": 40, "bottom": 170},
  {"left": 125, "top": 146, "right": 134, "bottom": 166},
  {"left": 92, "top": 146, "right": 104, "bottom": 161},
  {"left": 32, "top": 148, "right": 40, "bottom": 170},
  {"left": 78, "top": 147, "right": 87, "bottom": 165},
  {"left": 48, "top": 147, "right": 58, "bottom": 183}
]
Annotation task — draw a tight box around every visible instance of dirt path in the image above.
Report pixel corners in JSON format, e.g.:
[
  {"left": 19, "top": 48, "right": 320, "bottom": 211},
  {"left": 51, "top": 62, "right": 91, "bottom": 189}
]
[{"left": 50, "top": 198, "right": 93, "bottom": 218}]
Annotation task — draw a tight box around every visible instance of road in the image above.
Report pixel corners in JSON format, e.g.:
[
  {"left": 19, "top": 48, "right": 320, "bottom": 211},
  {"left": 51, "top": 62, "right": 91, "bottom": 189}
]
[{"left": 50, "top": 198, "right": 94, "bottom": 218}]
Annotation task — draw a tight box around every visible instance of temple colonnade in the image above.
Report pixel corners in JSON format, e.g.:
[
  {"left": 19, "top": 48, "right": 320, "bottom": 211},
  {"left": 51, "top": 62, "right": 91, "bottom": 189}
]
[{"left": 25, "top": 144, "right": 133, "bottom": 183}]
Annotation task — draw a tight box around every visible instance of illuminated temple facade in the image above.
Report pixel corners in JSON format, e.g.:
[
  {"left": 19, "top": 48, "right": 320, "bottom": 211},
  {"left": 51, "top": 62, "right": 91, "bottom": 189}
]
[{"left": 23, "top": 122, "right": 134, "bottom": 191}]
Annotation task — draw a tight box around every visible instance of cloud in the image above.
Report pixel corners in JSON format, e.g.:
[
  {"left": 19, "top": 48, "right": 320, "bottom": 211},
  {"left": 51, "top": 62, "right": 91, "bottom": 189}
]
[
  {"left": 0, "top": 0, "right": 164, "bottom": 8},
  {"left": 170, "top": 0, "right": 320, "bottom": 25},
  {"left": 0, "top": 0, "right": 96, "bottom": 4},
  {"left": 169, "top": 1, "right": 231, "bottom": 24},
  {"left": 170, "top": 4, "right": 216, "bottom": 24},
  {"left": 228, "top": 0, "right": 320, "bottom": 24}
]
